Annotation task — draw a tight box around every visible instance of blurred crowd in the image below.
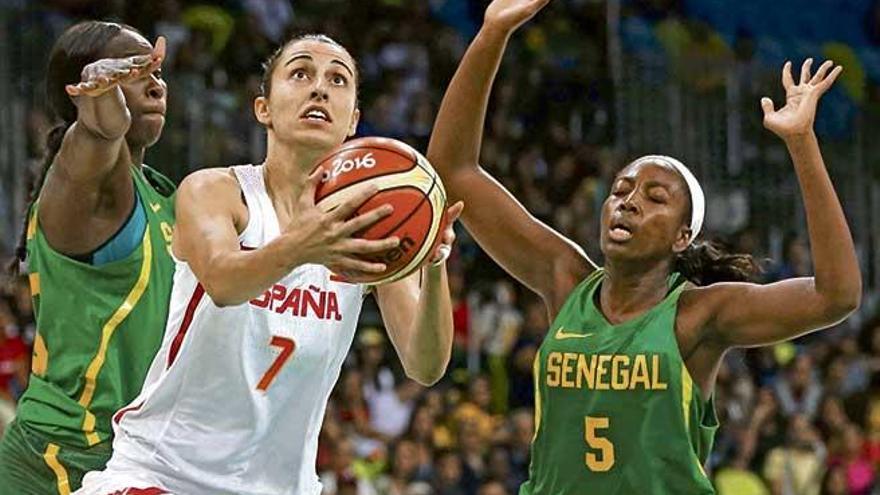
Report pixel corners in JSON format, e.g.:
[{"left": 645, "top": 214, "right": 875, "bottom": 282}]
[{"left": 3, "top": 0, "right": 880, "bottom": 494}]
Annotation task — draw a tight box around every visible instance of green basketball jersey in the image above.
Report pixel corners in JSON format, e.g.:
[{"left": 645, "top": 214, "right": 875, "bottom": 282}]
[
  {"left": 16, "top": 165, "right": 176, "bottom": 449},
  {"left": 520, "top": 269, "right": 718, "bottom": 495}
]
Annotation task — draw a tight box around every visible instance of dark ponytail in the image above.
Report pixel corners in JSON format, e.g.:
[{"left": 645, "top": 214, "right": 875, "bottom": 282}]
[
  {"left": 5, "top": 21, "right": 128, "bottom": 276},
  {"left": 674, "top": 239, "right": 762, "bottom": 286},
  {"left": 6, "top": 124, "right": 70, "bottom": 276}
]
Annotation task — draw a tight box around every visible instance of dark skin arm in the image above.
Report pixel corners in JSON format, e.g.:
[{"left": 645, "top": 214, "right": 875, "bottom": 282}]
[
  {"left": 426, "top": 0, "right": 594, "bottom": 314},
  {"left": 38, "top": 39, "right": 165, "bottom": 257},
  {"left": 678, "top": 59, "right": 861, "bottom": 398}
]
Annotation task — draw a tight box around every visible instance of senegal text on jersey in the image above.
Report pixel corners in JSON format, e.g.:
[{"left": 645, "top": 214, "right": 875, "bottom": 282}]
[{"left": 545, "top": 352, "right": 669, "bottom": 391}]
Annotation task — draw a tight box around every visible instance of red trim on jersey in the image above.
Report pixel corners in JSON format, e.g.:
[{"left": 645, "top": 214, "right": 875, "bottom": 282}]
[
  {"left": 240, "top": 244, "right": 256, "bottom": 251},
  {"left": 106, "top": 488, "right": 168, "bottom": 495},
  {"left": 166, "top": 283, "right": 205, "bottom": 368},
  {"left": 113, "top": 400, "right": 144, "bottom": 424}
]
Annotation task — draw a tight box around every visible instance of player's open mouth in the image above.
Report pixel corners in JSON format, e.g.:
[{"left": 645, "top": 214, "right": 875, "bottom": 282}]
[
  {"left": 609, "top": 221, "right": 633, "bottom": 242},
  {"left": 301, "top": 106, "right": 332, "bottom": 123}
]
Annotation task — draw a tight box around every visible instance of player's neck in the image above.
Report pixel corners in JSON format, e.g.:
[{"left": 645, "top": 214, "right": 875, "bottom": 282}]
[
  {"left": 262, "top": 142, "right": 323, "bottom": 216},
  {"left": 121, "top": 144, "right": 144, "bottom": 169},
  {"left": 600, "top": 261, "right": 671, "bottom": 323}
]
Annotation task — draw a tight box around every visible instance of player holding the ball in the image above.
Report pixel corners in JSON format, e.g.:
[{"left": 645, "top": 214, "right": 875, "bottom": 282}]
[
  {"left": 74, "top": 34, "right": 461, "bottom": 495},
  {"left": 427, "top": 0, "right": 861, "bottom": 493}
]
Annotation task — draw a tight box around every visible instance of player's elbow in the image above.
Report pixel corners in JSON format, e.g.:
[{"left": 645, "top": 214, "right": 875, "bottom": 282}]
[
  {"left": 407, "top": 368, "right": 444, "bottom": 387},
  {"left": 822, "top": 290, "right": 862, "bottom": 323},
  {"left": 404, "top": 359, "right": 448, "bottom": 386}
]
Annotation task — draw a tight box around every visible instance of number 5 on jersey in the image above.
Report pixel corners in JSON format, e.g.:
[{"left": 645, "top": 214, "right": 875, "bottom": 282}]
[
  {"left": 585, "top": 416, "right": 615, "bottom": 472},
  {"left": 256, "top": 336, "right": 296, "bottom": 391}
]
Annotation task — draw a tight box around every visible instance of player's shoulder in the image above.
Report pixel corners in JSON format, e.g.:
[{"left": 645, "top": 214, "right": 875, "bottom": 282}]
[{"left": 178, "top": 167, "right": 241, "bottom": 198}]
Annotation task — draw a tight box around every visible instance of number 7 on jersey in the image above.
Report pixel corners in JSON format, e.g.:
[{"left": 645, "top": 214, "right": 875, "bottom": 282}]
[{"left": 256, "top": 336, "right": 296, "bottom": 391}]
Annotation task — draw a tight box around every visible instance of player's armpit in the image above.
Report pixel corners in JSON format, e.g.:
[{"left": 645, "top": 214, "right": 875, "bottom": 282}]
[{"left": 692, "top": 278, "right": 859, "bottom": 348}]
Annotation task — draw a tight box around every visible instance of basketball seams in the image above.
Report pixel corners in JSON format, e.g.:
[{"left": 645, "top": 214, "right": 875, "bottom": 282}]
[{"left": 371, "top": 173, "right": 437, "bottom": 241}]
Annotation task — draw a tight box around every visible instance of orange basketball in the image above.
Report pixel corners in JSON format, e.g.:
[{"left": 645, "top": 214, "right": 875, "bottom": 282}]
[{"left": 314, "top": 137, "right": 448, "bottom": 285}]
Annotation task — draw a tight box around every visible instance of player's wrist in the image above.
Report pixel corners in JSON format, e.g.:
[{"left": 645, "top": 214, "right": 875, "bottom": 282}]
[{"left": 478, "top": 23, "right": 514, "bottom": 44}]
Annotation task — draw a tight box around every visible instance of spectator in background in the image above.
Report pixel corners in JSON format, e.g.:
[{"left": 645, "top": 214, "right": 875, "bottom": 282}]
[
  {"left": 372, "top": 437, "right": 422, "bottom": 495},
  {"left": 828, "top": 424, "right": 874, "bottom": 495},
  {"left": 242, "top": 0, "right": 294, "bottom": 43},
  {"left": 0, "top": 297, "right": 28, "bottom": 432},
  {"left": 434, "top": 449, "right": 467, "bottom": 495},
  {"left": 477, "top": 479, "right": 509, "bottom": 495},
  {"left": 766, "top": 233, "right": 811, "bottom": 282},
  {"left": 360, "top": 328, "right": 423, "bottom": 440},
  {"left": 473, "top": 280, "right": 522, "bottom": 414},
  {"left": 320, "top": 437, "right": 376, "bottom": 495},
  {"left": 820, "top": 465, "right": 848, "bottom": 495},
  {"left": 775, "top": 354, "right": 823, "bottom": 420},
  {"left": 763, "top": 415, "right": 826, "bottom": 495}
]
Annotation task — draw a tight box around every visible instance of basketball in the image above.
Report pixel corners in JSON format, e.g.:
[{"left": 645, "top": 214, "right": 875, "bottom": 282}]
[{"left": 314, "top": 137, "right": 448, "bottom": 285}]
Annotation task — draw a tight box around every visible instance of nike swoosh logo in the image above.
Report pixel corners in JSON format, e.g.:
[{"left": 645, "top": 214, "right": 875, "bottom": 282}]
[
  {"left": 554, "top": 326, "right": 594, "bottom": 340},
  {"left": 150, "top": 202, "right": 161, "bottom": 213}
]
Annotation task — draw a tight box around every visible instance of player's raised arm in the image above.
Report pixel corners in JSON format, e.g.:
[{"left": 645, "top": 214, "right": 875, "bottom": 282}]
[
  {"left": 426, "top": 0, "right": 594, "bottom": 310},
  {"left": 694, "top": 60, "right": 861, "bottom": 347},
  {"left": 38, "top": 37, "right": 166, "bottom": 256},
  {"left": 173, "top": 168, "right": 399, "bottom": 307}
]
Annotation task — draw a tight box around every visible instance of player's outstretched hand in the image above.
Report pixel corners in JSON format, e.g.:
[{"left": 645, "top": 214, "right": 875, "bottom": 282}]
[
  {"left": 484, "top": 0, "right": 551, "bottom": 33},
  {"left": 65, "top": 36, "right": 166, "bottom": 97},
  {"left": 285, "top": 167, "right": 400, "bottom": 277},
  {"left": 761, "top": 58, "right": 842, "bottom": 141}
]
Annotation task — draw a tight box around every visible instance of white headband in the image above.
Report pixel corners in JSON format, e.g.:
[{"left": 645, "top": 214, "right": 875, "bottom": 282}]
[{"left": 631, "top": 155, "right": 705, "bottom": 245}]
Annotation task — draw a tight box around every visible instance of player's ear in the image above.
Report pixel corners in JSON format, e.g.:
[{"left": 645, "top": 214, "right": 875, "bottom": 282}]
[
  {"left": 347, "top": 108, "right": 360, "bottom": 137},
  {"left": 254, "top": 96, "right": 271, "bottom": 127}
]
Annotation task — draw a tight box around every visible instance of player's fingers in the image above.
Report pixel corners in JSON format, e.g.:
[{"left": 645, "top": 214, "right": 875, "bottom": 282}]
[
  {"left": 128, "top": 54, "right": 154, "bottom": 68},
  {"left": 799, "top": 58, "right": 813, "bottom": 85},
  {"left": 445, "top": 201, "right": 464, "bottom": 223},
  {"left": 338, "top": 204, "right": 393, "bottom": 236},
  {"left": 333, "top": 257, "right": 387, "bottom": 274},
  {"left": 811, "top": 60, "right": 834, "bottom": 85},
  {"left": 338, "top": 237, "right": 400, "bottom": 254},
  {"left": 301, "top": 167, "right": 324, "bottom": 204},
  {"left": 782, "top": 61, "right": 794, "bottom": 91},
  {"left": 330, "top": 184, "right": 380, "bottom": 221},
  {"left": 818, "top": 66, "right": 843, "bottom": 92},
  {"left": 760, "top": 97, "right": 775, "bottom": 116},
  {"left": 153, "top": 36, "right": 167, "bottom": 61},
  {"left": 68, "top": 81, "right": 100, "bottom": 97},
  {"left": 441, "top": 227, "right": 456, "bottom": 246}
]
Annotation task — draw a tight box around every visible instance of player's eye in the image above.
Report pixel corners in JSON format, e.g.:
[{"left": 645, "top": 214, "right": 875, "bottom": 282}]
[
  {"left": 291, "top": 69, "right": 308, "bottom": 80},
  {"left": 648, "top": 189, "right": 668, "bottom": 203},
  {"left": 331, "top": 74, "right": 347, "bottom": 86}
]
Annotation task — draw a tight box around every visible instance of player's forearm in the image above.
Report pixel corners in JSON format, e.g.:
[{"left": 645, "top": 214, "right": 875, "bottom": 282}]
[
  {"left": 200, "top": 237, "right": 304, "bottom": 307},
  {"left": 77, "top": 87, "right": 131, "bottom": 140},
  {"left": 426, "top": 25, "right": 511, "bottom": 189},
  {"left": 56, "top": 91, "right": 130, "bottom": 182},
  {"left": 785, "top": 131, "right": 861, "bottom": 312},
  {"left": 403, "top": 265, "right": 454, "bottom": 386}
]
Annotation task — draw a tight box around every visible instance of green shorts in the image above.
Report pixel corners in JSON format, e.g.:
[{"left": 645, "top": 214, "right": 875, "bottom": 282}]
[{"left": 0, "top": 419, "right": 111, "bottom": 495}]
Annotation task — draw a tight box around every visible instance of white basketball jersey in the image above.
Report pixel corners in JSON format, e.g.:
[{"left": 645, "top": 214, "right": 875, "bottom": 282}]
[{"left": 109, "top": 165, "right": 366, "bottom": 495}]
